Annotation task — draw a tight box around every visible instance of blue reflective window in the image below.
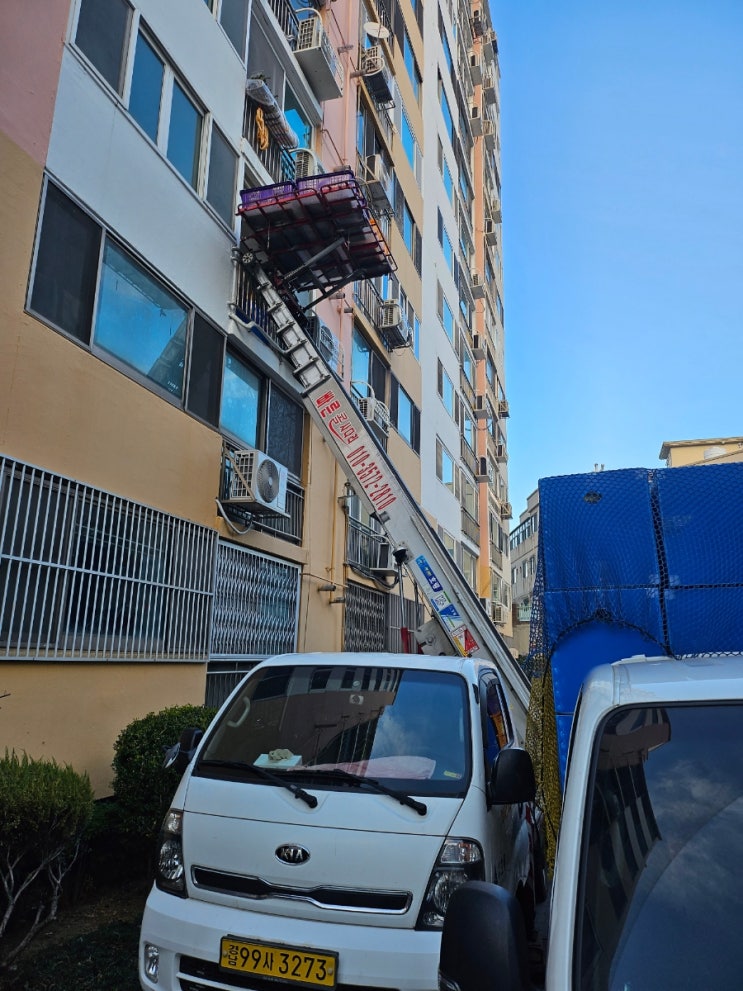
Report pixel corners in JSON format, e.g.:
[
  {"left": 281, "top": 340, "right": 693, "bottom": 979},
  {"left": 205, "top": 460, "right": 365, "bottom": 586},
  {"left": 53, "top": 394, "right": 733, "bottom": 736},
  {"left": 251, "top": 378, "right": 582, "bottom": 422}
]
[
  {"left": 129, "top": 33, "right": 163, "bottom": 142},
  {"left": 220, "top": 352, "right": 261, "bottom": 447},
  {"left": 401, "top": 113, "right": 415, "bottom": 171},
  {"left": 168, "top": 81, "right": 202, "bottom": 188},
  {"left": 94, "top": 242, "right": 188, "bottom": 398}
]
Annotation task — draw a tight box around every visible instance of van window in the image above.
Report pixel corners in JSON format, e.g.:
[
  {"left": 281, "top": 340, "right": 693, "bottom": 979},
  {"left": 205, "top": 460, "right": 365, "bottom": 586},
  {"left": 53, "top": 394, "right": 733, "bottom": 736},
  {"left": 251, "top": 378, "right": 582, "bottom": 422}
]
[
  {"left": 577, "top": 702, "right": 743, "bottom": 991},
  {"left": 197, "top": 664, "right": 471, "bottom": 797},
  {"left": 481, "top": 674, "right": 511, "bottom": 766}
]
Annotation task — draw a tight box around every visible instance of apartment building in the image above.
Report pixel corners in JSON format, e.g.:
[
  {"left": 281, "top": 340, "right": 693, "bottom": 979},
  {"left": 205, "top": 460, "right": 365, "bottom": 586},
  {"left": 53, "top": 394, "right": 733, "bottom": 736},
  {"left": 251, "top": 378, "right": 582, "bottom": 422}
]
[
  {"left": 509, "top": 489, "right": 539, "bottom": 660},
  {"left": 0, "top": 0, "right": 509, "bottom": 793},
  {"left": 659, "top": 437, "right": 743, "bottom": 467}
]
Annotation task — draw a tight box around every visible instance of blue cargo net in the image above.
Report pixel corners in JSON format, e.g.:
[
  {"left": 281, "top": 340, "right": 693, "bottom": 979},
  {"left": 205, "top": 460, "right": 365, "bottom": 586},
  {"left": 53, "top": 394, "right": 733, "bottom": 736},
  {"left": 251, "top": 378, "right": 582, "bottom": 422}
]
[{"left": 526, "top": 463, "right": 743, "bottom": 851}]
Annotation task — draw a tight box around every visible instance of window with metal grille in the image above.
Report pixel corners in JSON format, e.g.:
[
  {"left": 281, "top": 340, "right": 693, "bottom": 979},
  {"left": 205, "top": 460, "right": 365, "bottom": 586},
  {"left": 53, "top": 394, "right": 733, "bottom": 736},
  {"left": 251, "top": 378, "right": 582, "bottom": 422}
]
[
  {"left": 0, "top": 456, "right": 216, "bottom": 660},
  {"left": 343, "top": 581, "right": 387, "bottom": 652},
  {"left": 210, "top": 540, "right": 300, "bottom": 657}
]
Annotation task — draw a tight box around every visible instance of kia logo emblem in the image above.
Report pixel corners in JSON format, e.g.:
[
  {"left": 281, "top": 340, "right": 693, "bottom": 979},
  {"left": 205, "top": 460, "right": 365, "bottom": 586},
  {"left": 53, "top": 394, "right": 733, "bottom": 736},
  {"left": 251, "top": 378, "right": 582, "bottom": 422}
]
[{"left": 276, "top": 844, "right": 310, "bottom": 865}]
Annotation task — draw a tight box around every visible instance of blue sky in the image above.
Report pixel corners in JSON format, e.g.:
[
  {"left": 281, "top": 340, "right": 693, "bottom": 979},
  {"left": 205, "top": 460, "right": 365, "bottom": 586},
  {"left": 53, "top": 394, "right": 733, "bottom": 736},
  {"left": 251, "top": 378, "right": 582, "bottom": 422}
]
[{"left": 490, "top": 1, "right": 743, "bottom": 518}]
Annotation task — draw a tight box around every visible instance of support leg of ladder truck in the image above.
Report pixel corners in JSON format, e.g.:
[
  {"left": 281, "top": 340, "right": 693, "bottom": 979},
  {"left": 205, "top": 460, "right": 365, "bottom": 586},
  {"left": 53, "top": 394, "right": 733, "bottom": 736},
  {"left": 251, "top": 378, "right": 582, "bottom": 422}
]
[{"left": 280, "top": 237, "right": 346, "bottom": 288}]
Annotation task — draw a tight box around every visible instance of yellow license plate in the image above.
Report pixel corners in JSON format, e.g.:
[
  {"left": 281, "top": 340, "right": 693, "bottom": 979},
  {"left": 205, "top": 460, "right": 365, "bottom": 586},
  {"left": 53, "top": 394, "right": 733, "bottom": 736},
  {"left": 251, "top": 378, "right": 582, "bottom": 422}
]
[{"left": 220, "top": 936, "right": 338, "bottom": 987}]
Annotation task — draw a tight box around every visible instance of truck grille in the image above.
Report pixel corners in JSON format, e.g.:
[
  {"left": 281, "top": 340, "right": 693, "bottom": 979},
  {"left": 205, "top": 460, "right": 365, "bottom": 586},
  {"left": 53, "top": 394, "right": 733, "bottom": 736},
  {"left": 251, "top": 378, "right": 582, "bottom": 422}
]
[
  {"left": 180, "top": 956, "right": 398, "bottom": 991},
  {"left": 192, "top": 867, "right": 411, "bottom": 913}
]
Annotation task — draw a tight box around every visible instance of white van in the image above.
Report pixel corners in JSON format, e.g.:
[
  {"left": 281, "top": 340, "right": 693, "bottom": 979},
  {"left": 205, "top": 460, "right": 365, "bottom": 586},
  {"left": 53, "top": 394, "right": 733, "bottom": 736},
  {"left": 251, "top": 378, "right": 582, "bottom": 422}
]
[{"left": 138, "top": 652, "right": 539, "bottom": 991}]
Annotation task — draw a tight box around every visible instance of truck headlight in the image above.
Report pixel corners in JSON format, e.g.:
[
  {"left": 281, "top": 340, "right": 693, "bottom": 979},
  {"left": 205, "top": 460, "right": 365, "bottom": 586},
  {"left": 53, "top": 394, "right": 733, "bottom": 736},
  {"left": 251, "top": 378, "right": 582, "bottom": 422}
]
[
  {"left": 417, "top": 839, "right": 484, "bottom": 929},
  {"left": 155, "top": 809, "right": 187, "bottom": 896}
]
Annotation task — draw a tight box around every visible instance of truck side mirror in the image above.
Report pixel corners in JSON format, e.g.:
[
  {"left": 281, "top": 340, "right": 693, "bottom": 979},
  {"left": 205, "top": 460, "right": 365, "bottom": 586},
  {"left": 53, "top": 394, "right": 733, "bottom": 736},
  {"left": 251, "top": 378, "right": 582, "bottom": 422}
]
[
  {"left": 163, "top": 726, "right": 205, "bottom": 774},
  {"left": 439, "top": 881, "right": 529, "bottom": 991},
  {"left": 490, "top": 747, "right": 536, "bottom": 806}
]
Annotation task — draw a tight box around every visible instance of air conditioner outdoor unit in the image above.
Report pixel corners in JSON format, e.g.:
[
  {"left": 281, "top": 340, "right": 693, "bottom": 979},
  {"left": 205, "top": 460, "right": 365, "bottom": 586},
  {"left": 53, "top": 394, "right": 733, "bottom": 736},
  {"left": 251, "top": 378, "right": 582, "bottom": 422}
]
[
  {"left": 495, "top": 443, "right": 508, "bottom": 463},
  {"left": 472, "top": 334, "right": 485, "bottom": 359},
  {"left": 295, "top": 15, "right": 343, "bottom": 101},
  {"left": 471, "top": 8, "right": 484, "bottom": 37},
  {"left": 470, "top": 271, "right": 485, "bottom": 299},
  {"left": 499, "top": 501, "right": 513, "bottom": 520},
  {"left": 294, "top": 148, "right": 325, "bottom": 179},
  {"left": 470, "top": 104, "right": 483, "bottom": 137},
  {"left": 355, "top": 390, "right": 391, "bottom": 434},
  {"left": 371, "top": 541, "right": 399, "bottom": 579},
  {"left": 482, "top": 120, "right": 496, "bottom": 150},
  {"left": 484, "top": 219, "right": 498, "bottom": 245},
  {"left": 469, "top": 52, "right": 482, "bottom": 86},
  {"left": 497, "top": 398, "right": 510, "bottom": 418},
  {"left": 378, "top": 300, "right": 409, "bottom": 348},
  {"left": 379, "top": 299, "right": 402, "bottom": 330},
  {"left": 474, "top": 395, "right": 489, "bottom": 420},
  {"left": 227, "top": 448, "right": 289, "bottom": 515},
  {"left": 361, "top": 46, "right": 394, "bottom": 106},
  {"left": 482, "top": 69, "right": 497, "bottom": 105},
  {"left": 364, "top": 154, "right": 393, "bottom": 210},
  {"left": 492, "top": 602, "right": 506, "bottom": 624},
  {"left": 490, "top": 200, "right": 502, "bottom": 224},
  {"left": 315, "top": 321, "right": 343, "bottom": 372}
]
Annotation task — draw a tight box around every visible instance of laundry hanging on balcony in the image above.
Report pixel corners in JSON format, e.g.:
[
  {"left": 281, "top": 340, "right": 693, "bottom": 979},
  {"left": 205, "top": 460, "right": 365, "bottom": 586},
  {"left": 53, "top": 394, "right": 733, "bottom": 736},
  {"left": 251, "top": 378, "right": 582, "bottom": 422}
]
[{"left": 245, "top": 77, "right": 299, "bottom": 150}]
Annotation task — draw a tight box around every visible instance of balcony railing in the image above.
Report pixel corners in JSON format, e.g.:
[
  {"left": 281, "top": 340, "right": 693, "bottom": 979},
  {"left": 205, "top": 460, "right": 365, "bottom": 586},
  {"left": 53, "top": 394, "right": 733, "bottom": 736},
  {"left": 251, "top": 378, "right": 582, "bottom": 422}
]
[
  {"left": 460, "top": 436, "right": 478, "bottom": 477},
  {"left": 243, "top": 99, "right": 297, "bottom": 185},
  {"left": 346, "top": 517, "right": 389, "bottom": 572},
  {"left": 461, "top": 507, "right": 480, "bottom": 546},
  {"left": 266, "top": 0, "right": 300, "bottom": 44}
]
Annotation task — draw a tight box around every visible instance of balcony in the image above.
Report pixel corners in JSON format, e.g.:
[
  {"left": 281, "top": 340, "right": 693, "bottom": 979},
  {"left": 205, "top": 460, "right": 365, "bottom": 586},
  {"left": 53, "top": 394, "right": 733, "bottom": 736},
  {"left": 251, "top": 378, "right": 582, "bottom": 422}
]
[
  {"left": 461, "top": 508, "right": 480, "bottom": 546},
  {"left": 346, "top": 516, "right": 389, "bottom": 572},
  {"left": 460, "top": 437, "right": 478, "bottom": 478},
  {"left": 243, "top": 99, "right": 296, "bottom": 185}
]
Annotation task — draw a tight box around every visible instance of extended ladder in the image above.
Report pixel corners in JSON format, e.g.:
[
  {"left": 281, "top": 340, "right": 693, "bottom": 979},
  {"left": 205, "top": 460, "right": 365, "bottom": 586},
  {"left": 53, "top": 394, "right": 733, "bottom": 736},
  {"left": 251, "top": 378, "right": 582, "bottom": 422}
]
[{"left": 240, "top": 257, "right": 531, "bottom": 737}]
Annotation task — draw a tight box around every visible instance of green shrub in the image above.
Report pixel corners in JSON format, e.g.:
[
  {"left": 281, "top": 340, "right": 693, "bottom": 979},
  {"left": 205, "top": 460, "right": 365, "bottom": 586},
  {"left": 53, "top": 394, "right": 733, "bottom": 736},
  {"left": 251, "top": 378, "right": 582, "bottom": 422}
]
[
  {"left": 111, "top": 704, "right": 216, "bottom": 847},
  {"left": 0, "top": 750, "right": 94, "bottom": 968}
]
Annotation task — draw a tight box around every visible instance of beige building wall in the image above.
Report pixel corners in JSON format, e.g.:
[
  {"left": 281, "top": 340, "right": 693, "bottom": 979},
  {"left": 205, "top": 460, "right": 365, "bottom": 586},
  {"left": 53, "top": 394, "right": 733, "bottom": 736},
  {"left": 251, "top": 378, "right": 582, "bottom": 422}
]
[
  {"left": 659, "top": 437, "right": 743, "bottom": 467},
  {"left": 1, "top": 0, "right": 430, "bottom": 797}
]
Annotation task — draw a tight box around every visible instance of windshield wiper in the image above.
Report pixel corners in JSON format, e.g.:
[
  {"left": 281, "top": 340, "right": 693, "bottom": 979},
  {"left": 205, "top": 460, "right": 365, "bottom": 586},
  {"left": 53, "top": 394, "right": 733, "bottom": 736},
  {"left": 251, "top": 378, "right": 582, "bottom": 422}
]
[
  {"left": 299, "top": 767, "right": 427, "bottom": 816},
  {"left": 198, "top": 759, "right": 318, "bottom": 808}
]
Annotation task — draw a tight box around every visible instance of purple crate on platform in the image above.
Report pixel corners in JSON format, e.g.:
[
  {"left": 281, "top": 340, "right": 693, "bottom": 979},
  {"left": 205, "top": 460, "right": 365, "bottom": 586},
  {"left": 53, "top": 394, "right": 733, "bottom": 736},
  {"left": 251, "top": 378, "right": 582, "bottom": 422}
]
[{"left": 238, "top": 181, "right": 296, "bottom": 212}]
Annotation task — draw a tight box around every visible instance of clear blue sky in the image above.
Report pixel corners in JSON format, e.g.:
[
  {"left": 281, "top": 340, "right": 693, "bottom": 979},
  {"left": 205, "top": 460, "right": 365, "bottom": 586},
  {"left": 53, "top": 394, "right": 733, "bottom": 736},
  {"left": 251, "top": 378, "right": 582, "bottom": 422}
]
[{"left": 491, "top": 1, "right": 743, "bottom": 519}]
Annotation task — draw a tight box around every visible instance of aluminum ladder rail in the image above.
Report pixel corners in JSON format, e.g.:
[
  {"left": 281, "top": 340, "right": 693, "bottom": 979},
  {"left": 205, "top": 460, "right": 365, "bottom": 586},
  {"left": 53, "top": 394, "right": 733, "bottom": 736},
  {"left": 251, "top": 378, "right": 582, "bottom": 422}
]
[{"left": 245, "top": 261, "right": 531, "bottom": 738}]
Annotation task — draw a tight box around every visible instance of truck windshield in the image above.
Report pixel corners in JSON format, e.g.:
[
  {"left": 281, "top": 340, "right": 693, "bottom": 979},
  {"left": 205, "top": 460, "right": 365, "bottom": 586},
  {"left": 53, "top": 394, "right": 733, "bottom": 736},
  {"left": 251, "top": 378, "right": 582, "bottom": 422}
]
[
  {"left": 197, "top": 664, "right": 470, "bottom": 798},
  {"left": 577, "top": 702, "right": 743, "bottom": 991}
]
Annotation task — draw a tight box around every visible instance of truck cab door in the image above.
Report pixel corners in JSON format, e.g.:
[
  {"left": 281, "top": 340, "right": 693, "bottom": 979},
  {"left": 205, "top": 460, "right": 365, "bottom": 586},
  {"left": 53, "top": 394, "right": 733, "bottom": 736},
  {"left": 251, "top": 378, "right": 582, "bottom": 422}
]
[{"left": 479, "top": 671, "right": 522, "bottom": 892}]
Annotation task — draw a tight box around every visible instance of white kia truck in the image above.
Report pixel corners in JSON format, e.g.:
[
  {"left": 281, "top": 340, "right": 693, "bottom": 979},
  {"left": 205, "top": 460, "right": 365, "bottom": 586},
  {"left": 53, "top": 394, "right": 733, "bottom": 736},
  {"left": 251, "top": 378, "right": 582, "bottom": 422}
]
[
  {"left": 138, "top": 652, "right": 540, "bottom": 991},
  {"left": 439, "top": 652, "right": 743, "bottom": 991}
]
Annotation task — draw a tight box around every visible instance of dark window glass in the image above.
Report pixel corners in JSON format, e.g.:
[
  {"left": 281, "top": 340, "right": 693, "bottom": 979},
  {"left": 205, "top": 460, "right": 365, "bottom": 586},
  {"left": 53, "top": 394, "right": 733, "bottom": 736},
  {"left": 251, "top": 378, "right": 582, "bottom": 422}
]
[
  {"left": 219, "top": 0, "right": 249, "bottom": 58},
  {"left": 187, "top": 315, "right": 224, "bottom": 426},
  {"left": 266, "top": 387, "right": 304, "bottom": 478},
  {"left": 167, "top": 81, "right": 202, "bottom": 188},
  {"left": 75, "top": 0, "right": 131, "bottom": 92},
  {"left": 206, "top": 125, "right": 237, "bottom": 226},
  {"left": 129, "top": 33, "right": 164, "bottom": 141},
  {"left": 93, "top": 241, "right": 188, "bottom": 398},
  {"left": 30, "top": 183, "right": 101, "bottom": 343},
  {"left": 579, "top": 703, "right": 743, "bottom": 991}
]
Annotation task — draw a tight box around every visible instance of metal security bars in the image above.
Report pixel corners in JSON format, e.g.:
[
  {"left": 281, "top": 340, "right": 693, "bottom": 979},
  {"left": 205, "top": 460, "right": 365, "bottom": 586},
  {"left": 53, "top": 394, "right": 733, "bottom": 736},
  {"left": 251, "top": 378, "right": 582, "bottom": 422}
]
[
  {"left": 343, "top": 581, "right": 387, "bottom": 651},
  {"left": 0, "top": 456, "right": 216, "bottom": 661},
  {"left": 210, "top": 540, "right": 300, "bottom": 657}
]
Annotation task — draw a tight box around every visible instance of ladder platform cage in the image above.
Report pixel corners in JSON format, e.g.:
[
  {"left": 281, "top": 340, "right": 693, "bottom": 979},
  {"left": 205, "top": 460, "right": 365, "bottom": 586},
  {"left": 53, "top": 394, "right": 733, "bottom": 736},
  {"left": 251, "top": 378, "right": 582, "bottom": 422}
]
[{"left": 238, "top": 169, "right": 396, "bottom": 295}]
